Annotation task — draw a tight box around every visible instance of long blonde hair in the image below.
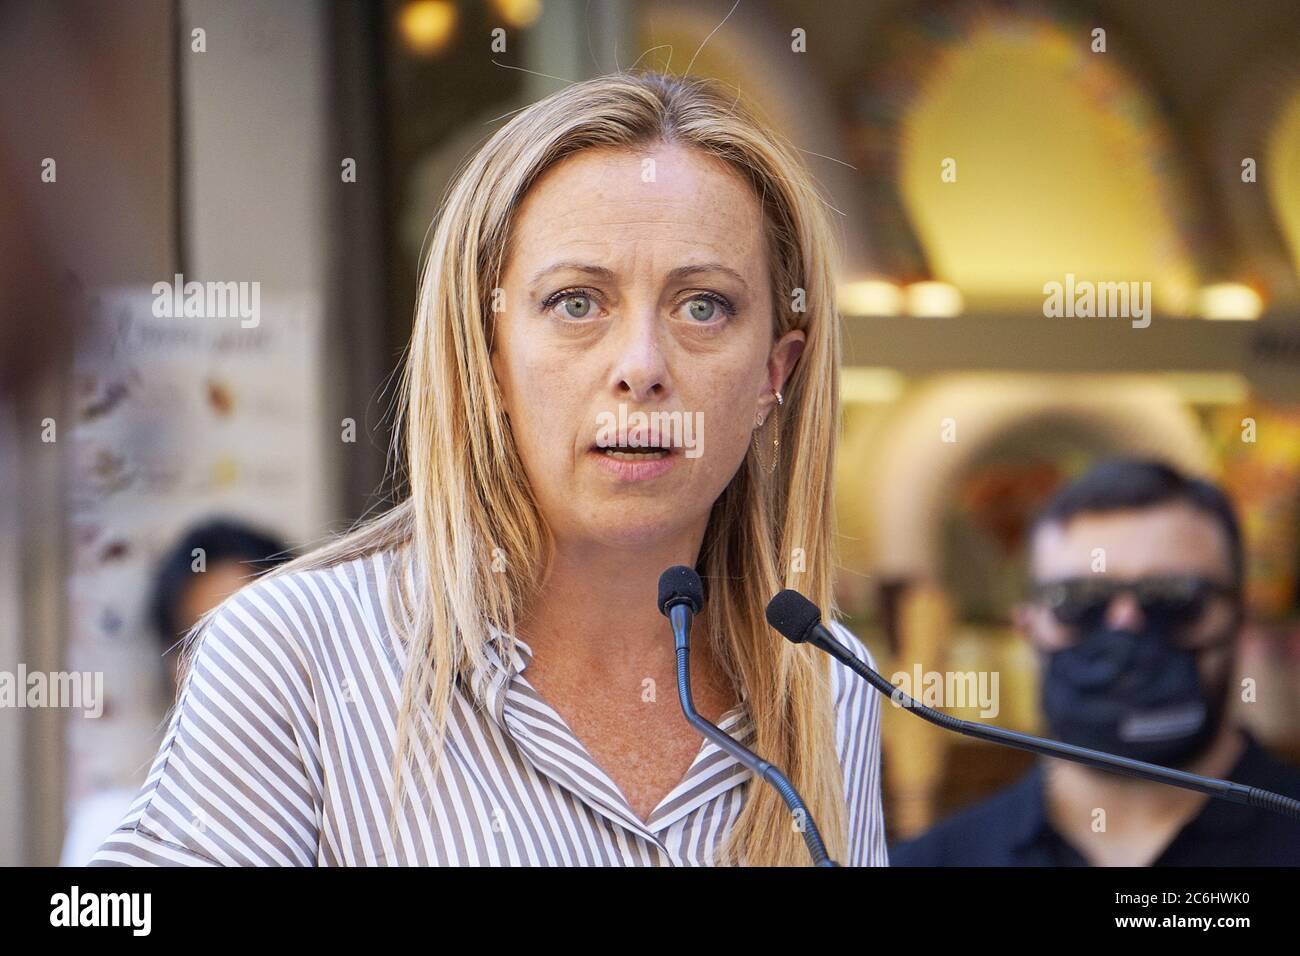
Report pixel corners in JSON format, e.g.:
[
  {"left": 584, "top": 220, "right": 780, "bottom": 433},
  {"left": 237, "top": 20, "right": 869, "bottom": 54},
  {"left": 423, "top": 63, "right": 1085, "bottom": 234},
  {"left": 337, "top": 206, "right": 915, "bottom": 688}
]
[{"left": 184, "top": 71, "right": 845, "bottom": 866}]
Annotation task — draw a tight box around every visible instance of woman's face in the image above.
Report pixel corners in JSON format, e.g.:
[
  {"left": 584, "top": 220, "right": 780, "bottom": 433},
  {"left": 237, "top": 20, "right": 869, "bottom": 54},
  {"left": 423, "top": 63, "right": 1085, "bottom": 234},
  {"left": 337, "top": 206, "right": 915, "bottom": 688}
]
[{"left": 491, "top": 143, "right": 805, "bottom": 550}]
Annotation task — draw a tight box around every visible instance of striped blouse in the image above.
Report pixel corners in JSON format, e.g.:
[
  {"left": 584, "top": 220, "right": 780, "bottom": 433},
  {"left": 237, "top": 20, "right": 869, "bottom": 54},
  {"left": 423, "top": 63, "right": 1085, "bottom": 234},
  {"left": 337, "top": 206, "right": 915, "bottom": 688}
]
[{"left": 89, "top": 550, "right": 888, "bottom": 866}]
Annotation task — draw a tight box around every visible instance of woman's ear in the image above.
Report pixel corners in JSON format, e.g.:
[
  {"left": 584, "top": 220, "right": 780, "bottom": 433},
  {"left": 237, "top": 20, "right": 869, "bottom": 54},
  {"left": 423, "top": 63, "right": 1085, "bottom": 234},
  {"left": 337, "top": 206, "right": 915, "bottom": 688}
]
[{"left": 764, "top": 329, "right": 806, "bottom": 404}]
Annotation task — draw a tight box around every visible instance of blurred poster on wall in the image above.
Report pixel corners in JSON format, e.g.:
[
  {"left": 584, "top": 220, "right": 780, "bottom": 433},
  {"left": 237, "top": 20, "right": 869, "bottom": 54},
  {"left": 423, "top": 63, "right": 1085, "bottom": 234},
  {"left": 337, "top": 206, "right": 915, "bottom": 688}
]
[{"left": 65, "top": 283, "right": 328, "bottom": 803}]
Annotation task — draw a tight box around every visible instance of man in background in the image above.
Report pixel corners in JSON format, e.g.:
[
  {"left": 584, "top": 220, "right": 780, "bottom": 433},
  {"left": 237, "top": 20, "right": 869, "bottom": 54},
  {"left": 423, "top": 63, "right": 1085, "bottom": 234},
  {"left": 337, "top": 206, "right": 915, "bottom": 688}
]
[
  {"left": 59, "top": 518, "right": 289, "bottom": 865},
  {"left": 892, "top": 458, "right": 1300, "bottom": 865}
]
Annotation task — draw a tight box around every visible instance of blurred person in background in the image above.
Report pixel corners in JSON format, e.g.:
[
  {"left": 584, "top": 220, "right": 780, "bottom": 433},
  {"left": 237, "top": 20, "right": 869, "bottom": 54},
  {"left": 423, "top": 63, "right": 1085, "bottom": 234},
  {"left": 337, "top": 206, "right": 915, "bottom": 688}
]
[
  {"left": 893, "top": 458, "right": 1300, "bottom": 866},
  {"left": 59, "top": 518, "right": 289, "bottom": 865},
  {"left": 146, "top": 520, "right": 292, "bottom": 700}
]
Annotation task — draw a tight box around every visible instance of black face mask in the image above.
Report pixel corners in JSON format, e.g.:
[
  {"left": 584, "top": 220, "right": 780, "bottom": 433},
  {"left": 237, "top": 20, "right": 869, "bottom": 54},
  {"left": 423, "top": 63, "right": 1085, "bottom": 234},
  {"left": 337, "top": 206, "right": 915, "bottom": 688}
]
[{"left": 1041, "top": 627, "right": 1228, "bottom": 768}]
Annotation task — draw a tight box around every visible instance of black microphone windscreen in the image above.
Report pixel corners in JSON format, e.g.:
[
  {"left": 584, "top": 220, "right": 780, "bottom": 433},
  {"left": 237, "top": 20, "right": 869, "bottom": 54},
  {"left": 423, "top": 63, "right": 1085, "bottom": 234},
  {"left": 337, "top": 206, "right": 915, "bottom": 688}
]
[
  {"left": 765, "top": 589, "right": 821, "bottom": 643},
  {"left": 658, "top": 565, "right": 704, "bottom": 615}
]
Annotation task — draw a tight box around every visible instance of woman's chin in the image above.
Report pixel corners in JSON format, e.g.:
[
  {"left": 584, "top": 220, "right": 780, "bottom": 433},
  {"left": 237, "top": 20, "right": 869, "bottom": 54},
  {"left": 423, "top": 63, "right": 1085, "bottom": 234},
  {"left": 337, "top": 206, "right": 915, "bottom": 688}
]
[{"left": 574, "top": 505, "right": 703, "bottom": 551}]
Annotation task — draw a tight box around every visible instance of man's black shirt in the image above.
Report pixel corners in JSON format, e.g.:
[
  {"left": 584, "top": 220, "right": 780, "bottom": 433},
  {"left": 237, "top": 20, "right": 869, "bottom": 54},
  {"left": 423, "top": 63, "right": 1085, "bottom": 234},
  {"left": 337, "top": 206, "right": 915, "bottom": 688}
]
[{"left": 890, "top": 730, "right": 1300, "bottom": 865}]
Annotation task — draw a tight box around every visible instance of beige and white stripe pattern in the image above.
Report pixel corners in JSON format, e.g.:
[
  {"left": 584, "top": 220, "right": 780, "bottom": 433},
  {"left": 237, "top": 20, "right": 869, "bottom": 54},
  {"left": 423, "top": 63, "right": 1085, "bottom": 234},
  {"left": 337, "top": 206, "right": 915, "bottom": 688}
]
[{"left": 89, "top": 550, "right": 888, "bottom": 866}]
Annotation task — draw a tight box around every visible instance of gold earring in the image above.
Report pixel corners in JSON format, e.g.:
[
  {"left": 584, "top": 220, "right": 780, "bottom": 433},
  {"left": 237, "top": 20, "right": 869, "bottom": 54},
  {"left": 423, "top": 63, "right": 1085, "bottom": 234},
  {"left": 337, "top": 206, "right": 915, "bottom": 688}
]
[{"left": 752, "top": 390, "right": 782, "bottom": 473}]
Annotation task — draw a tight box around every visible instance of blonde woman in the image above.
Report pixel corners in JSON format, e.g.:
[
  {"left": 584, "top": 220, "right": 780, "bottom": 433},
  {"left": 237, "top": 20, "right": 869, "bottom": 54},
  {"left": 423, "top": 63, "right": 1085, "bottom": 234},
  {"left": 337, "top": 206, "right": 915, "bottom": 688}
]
[{"left": 91, "top": 72, "right": 887, "bottom": 867}]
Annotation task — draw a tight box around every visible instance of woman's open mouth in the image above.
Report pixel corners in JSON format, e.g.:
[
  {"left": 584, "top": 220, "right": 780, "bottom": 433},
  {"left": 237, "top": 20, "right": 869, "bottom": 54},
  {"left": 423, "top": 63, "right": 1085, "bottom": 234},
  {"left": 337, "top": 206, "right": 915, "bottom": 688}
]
[
  {"left": 588, "top": 442, "right": 679, "bottom": 480},
  {"left": 598, "top": 447, "right": 670, "bottom": 461}
]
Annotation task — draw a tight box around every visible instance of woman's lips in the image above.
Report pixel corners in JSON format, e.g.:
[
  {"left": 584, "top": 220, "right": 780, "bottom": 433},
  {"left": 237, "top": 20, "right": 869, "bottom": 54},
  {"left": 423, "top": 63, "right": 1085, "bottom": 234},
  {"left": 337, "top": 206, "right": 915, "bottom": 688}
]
[{"left": 588, "top": 445, "right": 679, "bottom": 481}]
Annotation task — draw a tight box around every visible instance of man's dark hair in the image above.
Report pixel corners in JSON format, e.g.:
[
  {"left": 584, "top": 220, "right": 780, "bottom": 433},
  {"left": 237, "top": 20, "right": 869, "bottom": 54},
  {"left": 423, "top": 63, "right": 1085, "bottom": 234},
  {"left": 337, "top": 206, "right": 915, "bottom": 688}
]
[
  {"left": 150, "top": 518, "right": 291, "bottom": 649},
  {"left": 1030, "top": 458, "right": 1244, "bottom": 587}
]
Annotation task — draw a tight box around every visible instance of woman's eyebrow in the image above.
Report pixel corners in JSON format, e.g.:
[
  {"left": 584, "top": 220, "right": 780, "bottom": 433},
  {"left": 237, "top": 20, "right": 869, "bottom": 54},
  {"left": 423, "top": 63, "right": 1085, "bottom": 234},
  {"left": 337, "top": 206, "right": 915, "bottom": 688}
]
[
  {"left": 665, "top": 263, "right": 748, "bottom": 289},
  {"left": 528, "top": 262, "right": 616, "bottom": 287},
  {"left": 528, "top": 260, "right": 749, "bottom": 289}
]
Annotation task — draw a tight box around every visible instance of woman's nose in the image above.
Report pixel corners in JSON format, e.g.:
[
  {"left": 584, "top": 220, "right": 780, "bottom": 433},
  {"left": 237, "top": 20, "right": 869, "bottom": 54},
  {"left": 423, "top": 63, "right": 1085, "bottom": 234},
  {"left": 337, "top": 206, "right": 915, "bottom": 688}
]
[{"left": 609, "top": 310, "right": 669, "bottom": 402}]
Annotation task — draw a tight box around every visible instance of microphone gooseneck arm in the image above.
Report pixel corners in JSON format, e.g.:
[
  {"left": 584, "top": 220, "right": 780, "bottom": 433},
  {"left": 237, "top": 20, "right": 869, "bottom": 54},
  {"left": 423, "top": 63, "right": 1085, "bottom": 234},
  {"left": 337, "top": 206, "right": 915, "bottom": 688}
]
[
  {"left": 667, "top": 601, "right": 838, "bottom": 866},
  {"left": 770, "top": 592, "right": 1300, "bottom": 822}
]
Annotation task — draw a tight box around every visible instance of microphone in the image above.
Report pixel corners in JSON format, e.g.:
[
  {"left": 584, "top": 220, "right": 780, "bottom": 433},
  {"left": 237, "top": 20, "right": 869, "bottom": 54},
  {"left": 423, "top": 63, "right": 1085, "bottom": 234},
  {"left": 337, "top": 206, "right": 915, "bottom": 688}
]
[
  {"left": 765, "top": 588, "right": 1300, "bottom": 821},
  {"left": 657, "top": 566, "right": 839, "bottom": 866}
]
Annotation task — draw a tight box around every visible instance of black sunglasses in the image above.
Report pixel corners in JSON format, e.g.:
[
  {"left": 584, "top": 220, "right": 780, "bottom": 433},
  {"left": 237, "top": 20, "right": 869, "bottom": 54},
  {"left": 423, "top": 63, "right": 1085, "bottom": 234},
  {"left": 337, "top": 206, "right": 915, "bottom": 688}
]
[{"left": 1030, "top": 575, "right": 1239, "bottom": 633}]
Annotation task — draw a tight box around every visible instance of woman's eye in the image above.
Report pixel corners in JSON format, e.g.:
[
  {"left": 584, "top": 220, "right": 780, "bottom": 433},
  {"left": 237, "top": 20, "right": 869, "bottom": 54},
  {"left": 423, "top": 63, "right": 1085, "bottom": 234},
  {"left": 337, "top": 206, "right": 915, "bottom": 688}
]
[
  {"left": 686, "top": 297, "right": 717, "bottom": 322},
  {"left": 682, "top": 294, "right": 733, "bottom": 323},
  {"left": 544, "top": 292, "right": 597, "bottom": 319},
  {"left": 559, "top": 294, "right": 593, "bottom": 319}
]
